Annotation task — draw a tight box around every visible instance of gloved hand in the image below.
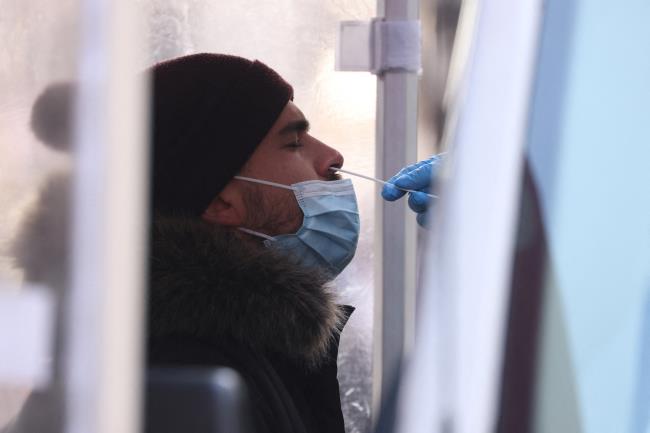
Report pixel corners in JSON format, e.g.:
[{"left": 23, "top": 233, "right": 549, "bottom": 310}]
[{"left": 381, "top": 154, "right": 444, "bottom": 227}]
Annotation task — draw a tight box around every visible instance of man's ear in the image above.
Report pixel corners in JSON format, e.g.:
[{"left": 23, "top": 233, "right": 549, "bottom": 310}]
[{"left": 201, "top": 194, "right": 245, "bottom": 226}]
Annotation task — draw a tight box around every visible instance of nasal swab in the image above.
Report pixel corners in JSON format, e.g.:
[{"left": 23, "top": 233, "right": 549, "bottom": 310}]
[{"left": 329, "top": 167, "right": 438, "bottom": 199}]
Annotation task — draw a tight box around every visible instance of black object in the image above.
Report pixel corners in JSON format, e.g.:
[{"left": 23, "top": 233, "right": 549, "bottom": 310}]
[{"left": 145, "top": 367, "right": 253, "bottom": 433}]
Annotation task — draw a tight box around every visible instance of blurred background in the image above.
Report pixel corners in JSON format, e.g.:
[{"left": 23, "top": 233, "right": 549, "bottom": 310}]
[{"left": 1, "top": 0, "right": 648, "bottom": 433}]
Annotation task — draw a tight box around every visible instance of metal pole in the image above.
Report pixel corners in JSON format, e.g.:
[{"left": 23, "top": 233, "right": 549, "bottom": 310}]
[{"left": 373, "top": 0, "right": 420, "bottom": 419}]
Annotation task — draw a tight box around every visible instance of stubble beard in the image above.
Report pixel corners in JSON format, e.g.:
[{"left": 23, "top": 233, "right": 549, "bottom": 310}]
[{"left": 241, "top": 183, "right": 303, "bottom": 236}]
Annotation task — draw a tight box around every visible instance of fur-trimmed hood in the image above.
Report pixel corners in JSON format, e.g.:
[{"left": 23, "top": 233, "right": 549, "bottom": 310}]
[{"left": 148, "top": 216, "right": 346, "bottom": 367}]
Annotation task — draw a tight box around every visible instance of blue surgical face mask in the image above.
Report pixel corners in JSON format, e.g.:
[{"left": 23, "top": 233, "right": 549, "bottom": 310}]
[{"left": 233, "top": 176, "right": 360, "bottom": 276}]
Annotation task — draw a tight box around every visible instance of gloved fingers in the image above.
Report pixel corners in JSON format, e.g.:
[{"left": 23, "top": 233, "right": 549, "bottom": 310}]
[
  {"left": 407, "top": 191, "right": 430, "bottom": 213},
  {"left": 383, "top": 164, "right": 417, "bottom": 200},
  {"left": 393, "top": 162, "right": 433, "bottom": 191},
  {"left": 386, "top": 158, "right": 432, "bottom": 185},
  {"left": 381, "top": 182, "right": 407, "bottom": 201},
  {"left": 402, "top": 157, "right": 432, "bottom": 173},
  {"left": 383, "top": 153, "right": 445, "bottom": 202},
  {"left": 416, "top": 211, "right": 429, "bottom": 228}
]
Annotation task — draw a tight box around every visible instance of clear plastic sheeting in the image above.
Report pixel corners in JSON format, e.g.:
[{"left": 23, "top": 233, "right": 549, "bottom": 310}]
[
  {"left": 0, "top": 0, "right": 81, "bottom": 431},
  {"left": 394, "top": 0, "right": 541, "bottom": 432},
  {"left": 136, "top": 1, "right": 377, "bottom": 432}
]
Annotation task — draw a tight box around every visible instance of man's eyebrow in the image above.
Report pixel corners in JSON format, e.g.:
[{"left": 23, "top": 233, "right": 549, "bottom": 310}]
[{"left": 279, "top": 119, "right": 310, "bottom": 135}]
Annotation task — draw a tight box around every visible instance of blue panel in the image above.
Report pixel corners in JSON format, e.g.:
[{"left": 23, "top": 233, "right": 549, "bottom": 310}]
[{"left": 527, "top": 0, "right": 650, "bottom": 431}]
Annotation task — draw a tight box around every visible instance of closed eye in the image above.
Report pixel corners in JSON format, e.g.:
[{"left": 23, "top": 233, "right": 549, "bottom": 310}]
[{"left": 285, "top": 139, "right": 303, "bottom": 149}]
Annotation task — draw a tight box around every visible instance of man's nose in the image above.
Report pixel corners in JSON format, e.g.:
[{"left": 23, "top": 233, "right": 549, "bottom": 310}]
[{"left": 313, "top": 138, "right": 344, "bottom": 179}]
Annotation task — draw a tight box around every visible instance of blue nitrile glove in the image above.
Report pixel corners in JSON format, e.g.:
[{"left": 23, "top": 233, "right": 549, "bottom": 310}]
[{"left": 381, "top": 154, "right": 444, "bottom": 227}]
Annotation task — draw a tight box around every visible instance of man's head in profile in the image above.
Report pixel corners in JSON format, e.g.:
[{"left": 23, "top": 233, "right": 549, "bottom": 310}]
[
  {"left": 152, "top": 53, "right": 345, "bottom": 238},
  {"left": 147, "top": 53, "right": 359, "bottom": 433}
]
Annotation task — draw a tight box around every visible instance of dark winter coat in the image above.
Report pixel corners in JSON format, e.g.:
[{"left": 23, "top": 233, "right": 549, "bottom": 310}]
[{"left": 147, "top": 217, "right": 352, "bottom": 433}]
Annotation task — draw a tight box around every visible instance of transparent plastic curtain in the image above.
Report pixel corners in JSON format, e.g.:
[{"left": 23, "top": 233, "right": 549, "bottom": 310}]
[
  {"left": 394, "top": 0, "right": 542, "bottom": 432},
  {"left": 135, "top": 1, "right": 377, "bottom": 432},
  {"left": 0, "top": 0, "right": 81, "bottom": 431},
  {"left": 1, "top": 1, "right": 147, "bottom": 433}
]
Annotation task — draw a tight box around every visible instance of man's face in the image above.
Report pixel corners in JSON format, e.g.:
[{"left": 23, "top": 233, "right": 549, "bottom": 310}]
[{"left": 204, "top": 101, "right": 344, "bottom": 236}]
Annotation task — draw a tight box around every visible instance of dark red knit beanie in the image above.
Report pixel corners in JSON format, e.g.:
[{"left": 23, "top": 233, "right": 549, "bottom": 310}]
[{"left": 150, "top": 53, "right": 293, "bottom": 216}]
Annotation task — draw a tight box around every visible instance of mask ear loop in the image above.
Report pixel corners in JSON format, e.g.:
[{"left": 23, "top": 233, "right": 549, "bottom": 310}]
[
  {"left": 233, "top": 175, "right": 295, "bottom": 191},
  {"left": 238, "top": 227, "right": 275, "bottom": 241}
]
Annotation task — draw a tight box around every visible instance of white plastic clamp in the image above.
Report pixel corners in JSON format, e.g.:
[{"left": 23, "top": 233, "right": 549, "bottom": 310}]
[{"left": 336, "top": 18, "right": 421, "bottom": 74}]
